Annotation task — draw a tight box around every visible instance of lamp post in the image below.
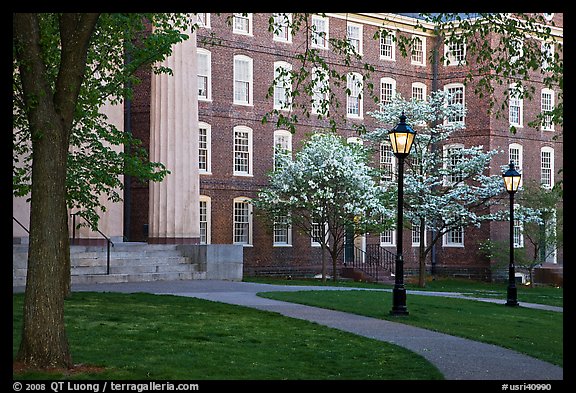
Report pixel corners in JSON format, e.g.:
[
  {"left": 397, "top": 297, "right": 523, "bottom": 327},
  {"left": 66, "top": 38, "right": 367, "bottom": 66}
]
[
  {"left": 502, "top": 161, "right": 521, "bottom": 307},
  {"left": 388, "top": 112, "right": 416, "bottom": 316}
]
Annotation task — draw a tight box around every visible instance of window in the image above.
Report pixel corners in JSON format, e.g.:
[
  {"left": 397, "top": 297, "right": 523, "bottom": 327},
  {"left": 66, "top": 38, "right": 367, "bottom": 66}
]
[
  {"left": 445, "top": 40, "right": 466, "bottom": 65},
  {"left": 541, "top": 41, "right": 554, "bottom": 71},
  {"left": 379, "top": 30, "right": 395, "bottom": 61},
  {"left": 411, "top": 36, "right": 426, "bottom": 66},
  {"left": 273, "top": 61, "right": 292, "bottom": 110},
  {"left": 233, "top": 55, "right": 253, "bottom": 105},
  {"left": 311, "top": 15, "right": 329, "bottom": 49},
  {"left": 412, "top": 82, "right": 427, "bottom": 101},
  {"left": 274, "top": 130, "right": 292, "bottom": 171},
  {"left": 444, "top": 84, "right": 465, "bottom": 124},
  {"left": 513, "top": 204, "right": 523, "bottom": 248},
  {"left": 346, "top": 22, "right": 362, "bottom": 55},
  {"left": 346, "top": 72, "right": 363, "bottom": 118},
  {"left": 543, "top": 13, "right": 554, "bottom": 21},
  {"left": 197, "top": 48, "right": 211, "bottom": 101},
  {"left": 380, "top": 143, "right": 396, "bottom": 181},
  {"left": 509, "top": 143, "right": 523, "bottom": 188},
  {"left": 197, "top": 13, "right": 210, "bottom": 28},
  {"left": 311, "top": 222, "right": 327, "bottom": 246},
  {"left": 233, "top": 197, "right": 252, "bottom": 245},
  {"left": 509, "top": 39, "right": 523, "bottom": 64},
  {"left": 412, "top": 221, "right": 426, "bottom": 247},
  {"left": 199, "top": 196, "right": 211, "bottom": 244},
  {"left": 380, "top": 229, "right": 396, "bottom": 246},
  {"left": 444, "top": 144, "right": 464, "bottom": 185},
  {"left": 509, "top": 84, "right": 523, "bottom": 128},
  {"left": 272, "top": 13, "right": 292, "bottom": 43},
  {"left": 233, "top": 126, "right": 253, "bottom": 176},
  {"left": 540, "top": 147, "right": 554, "bottom": 189},
  {"left": 198, "top": 122, "right": 211, "bottom": 174},
  {"left": 541, "top": 88, "right": 555, "bottom": 131},
  {"left": 444, "top": 227, "right": 464, "bottom": 247},
  {"left": 233, "top": 13, "right": 252, "bottom": 35},
  {"left": 311, "top": 67, "right": 329, "bottom": 115},
  {"left": 273, "top": 215, "right": 292, "bottom": 246},
  {"left": 380, "top": 77, "right": 396, "bottom": 106}
]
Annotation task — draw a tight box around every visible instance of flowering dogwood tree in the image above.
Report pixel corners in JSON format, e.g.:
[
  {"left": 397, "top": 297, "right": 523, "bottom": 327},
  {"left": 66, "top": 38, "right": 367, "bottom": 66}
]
[
  {"left": 253, "top": 132, "right": 395, "bottom": 282},
  {"left": 367, "top": 91, "right": 510, "bottom": 287}
]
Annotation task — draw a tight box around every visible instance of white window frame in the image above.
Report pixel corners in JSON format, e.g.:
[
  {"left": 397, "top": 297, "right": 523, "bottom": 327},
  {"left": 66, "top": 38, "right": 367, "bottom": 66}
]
[
  {"left": 273, "top": 61, "right": 292, "bottom": 110},
  {"left": 444, "top": 40, "right": 466, "bottom": 66},
  {"left": 379, "top": 30, "right": 395, "bottom": 61},
  {"left": 541, "top": 40, "right": 554, "bottom": 71},
  {"left": 513, "top": 203, "right": 524, "bottom": 248},
  {"left": 233, "top": 13, "right": 252, "bottom": 35},
  {"left": 540, "top": 147, "right": 554, "bottom": 189},
  {"left": 508, "top": 143, "right": 523, "bottom": 189},
  {"left": 411, "top": 36, "right": 426, "bottom": 66},
  {"left": 311, "top": 222, "right": 328, "bottom": 247},
  {"left": 273, "top": 130, "right": 292, "bottom": 171},
  {"left": 311, "top": 66, "right": 329, "bottom": 115},
  {"left": 196, "top": 13, "right": 210, "bottom": 28},
  {"left": 443, "top": 227, "right": 464, "bottom": 247},
  {"left": 380, "top": 229, "right": 396, "bottom": 247},
  {"left": 443, "top": 144, "right": 464, "bottom": 186},
  {"left": 197, "top": 48, "right": 211, "bottom": 101},
  {"left": 198, "top": 122, "right": 212, "bottom": 174},
  {"left": 233, "top": 197, "right": 253, "bottom": 246},
  {"left": 233, "top": 55, "right": 253, "bottom": 106},
  {"left": 346, "top": 72, "right": 363, "bottom": 119},
  {"left": 509, "top": 38, "right": 523, "bottom": 64},
  {"left": 444, "top": 83, "right": 465, "bottom": 125},
  {"left": 272, "top": 13, "right": 292, "bottom": 43},
  {"left": 273, "top": 214, "right": 292, "bottom": 247},
  {"left": 541, "top": 88, "right": 555, "bottom": 131},
  {"left": 311, "top": 15, "right": 329, "bottom": 49},
  {"left": 411, "top": 221, "right": 426, "bottom": 247},
  {"left": 199, "top": 195, "right": 211, "bottom": 245},
  {"left": 380, "top": 142, "right": 396, "bottom": 182},
  {"left": 380, "top": 77, "right": 396, "bottom": 106},
  {"left": 233, "top": 126, "right": 253, "bottom": 176},
  {"left": 509, "top": 83, "right": 523, "bottom": 128},
  {"left": 411, "top": 82, "right": 427, "bottom": 101},
  {"left": 346, "top": 22, "right": 363, "bottom": 55}
]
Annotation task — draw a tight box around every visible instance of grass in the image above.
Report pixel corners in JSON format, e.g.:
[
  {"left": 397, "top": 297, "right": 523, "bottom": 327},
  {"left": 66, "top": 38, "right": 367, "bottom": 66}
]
[
  {"left": 13, "top": 292, "right": 443, "bottom": 380},
  {"left": 258, "top": 290, "right": 563, "bottom": 367},
  {"left": 245, "top": 276, "right": 564, "bottom": 307}
]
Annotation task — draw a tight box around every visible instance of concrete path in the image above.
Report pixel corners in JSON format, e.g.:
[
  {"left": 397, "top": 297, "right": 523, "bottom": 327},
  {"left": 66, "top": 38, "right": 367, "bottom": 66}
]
[{"left": 15, "top": 280, "right": 563, "bottom": 380}]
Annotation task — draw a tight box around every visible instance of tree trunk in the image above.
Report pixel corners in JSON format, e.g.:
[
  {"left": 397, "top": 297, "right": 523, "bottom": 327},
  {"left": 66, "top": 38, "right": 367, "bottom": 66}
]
[
  {"left": 418, "top": 218, "right": 426, "bottom": 288},
  {"left": 321, "top": 247, "right": 327, "bottom": 283}
]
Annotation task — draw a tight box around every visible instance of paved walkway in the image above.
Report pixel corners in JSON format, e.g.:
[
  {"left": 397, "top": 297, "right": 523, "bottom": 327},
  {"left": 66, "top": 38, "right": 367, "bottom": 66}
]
[{"left": 15, "top": 280, "right": 563, "bottom": 380}]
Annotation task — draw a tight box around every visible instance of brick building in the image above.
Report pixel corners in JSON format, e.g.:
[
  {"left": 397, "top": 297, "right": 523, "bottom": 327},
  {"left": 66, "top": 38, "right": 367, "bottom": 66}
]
[{"left": 13, "top": 12, "right": 563, "bottom": 282}]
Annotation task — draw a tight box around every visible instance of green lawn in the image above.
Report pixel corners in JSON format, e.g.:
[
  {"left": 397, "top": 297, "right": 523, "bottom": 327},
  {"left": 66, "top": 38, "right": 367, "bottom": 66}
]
[
  {"left": 13, "top": 292, "right": 443, "bottom": 380},
  {"left": 258, "top": 289, "right": 563, "bottom": 367}
]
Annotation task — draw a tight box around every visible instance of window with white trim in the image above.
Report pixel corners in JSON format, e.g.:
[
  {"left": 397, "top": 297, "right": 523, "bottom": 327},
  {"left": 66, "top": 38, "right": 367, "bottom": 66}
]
[
  {"left": 508, "top": 143, "right": 523, "bottom": 188},
  {"left": 444, "top": 144, "right": 464, "bottom": 185},
  {"left": 198, "top": 122, "right": 211, "bottom": 174},
  {"left": 510, "top": 39, "right": 523, "bottom": 64},
  {"left": 541, "top": 41, "right": 554, "bottom": 71},
  {"left": 444, "top": 83, "right": 465, "bottom": 124},
  {"left": 411, "top": 221, "right": 426, "bottom": 247},
  {"left": 197, "top": 13, "right": 210, "bottom": 28},
  {"left": 272, "top": 13, "right": 292, "bottom": 43},
  {"left": 233, "top": 55, "right": 253, "bottom": 105},
  {"left": 380, "top": 77, "right": 396, "bottom": 106},
  {"left": 346, "top": 72, "right": 363, "bottom": 118},
  {"left": 273, "top": 215, "right": 292, "bottom": 246},
  {"left": 199, "top": 195, "right": 211, "bottom": 244},
  {"left": 540, "top": 147, "right": 554, "bottom": 189},
  {"left": 197, "top": 48, "right": 211, "bottom": 101},
  {"left": 513, "top": 203, "right": 523, "bottom": 248},
  {"left": 445, "top": 40, "right": 466, "bottom": 65},
  {"left": 380, "top": 143, "right": 396, "bottom": 181},
  {"left": 412, "top": 82, "right": 426, "bottom": 101},
  {"left": 311, "top": 67, "right": 329, "bottom": 115},
  {"left": 233, "top": 126, "right": 253, "bottom": 176},
  {"left": 311, "top": 222, "right": 327, "bottom": 247},
  {"left": 509, "top": 83, "right": 523, "bottom": 128},
  {"left": 379, "top": 30, "right": 395, "bottom": 61},
  {"left": 380, "top": 229, "right": 396, "bottom": 246},
  {"left": 443, "top": 227, "right": 464, "bottom": 247},
  {"left": 541, "top": 88, "right": 555, "bottom": 131},
  {"left": 346, "top": 22, "right": 362, "bottom": 55},
  {"left": 273, "top": 61, "right": 292, "bottom": 110},
  {"left": 233, "top": 197, "right": 252, "bottom": 245},
  {"left": 411, "top": 36, "right": 426, "bottom": 66},
  {"left": 311, "top": 15, "right": 329, "bottom": 49},
  {"left": 233, "top": 13, "right": 252, "bottom": 35},
  {"left": 274, "top": 130, "right": 292, "bottom": 171}
]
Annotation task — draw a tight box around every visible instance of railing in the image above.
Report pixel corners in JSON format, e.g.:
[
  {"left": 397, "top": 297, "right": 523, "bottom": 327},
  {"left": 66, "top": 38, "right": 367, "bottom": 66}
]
[
  {"left": 346, "top": 244, "right": 395, "bottom": 282},
  {"left": 70, "top": 212, "right": 114, "bottom": 275}
]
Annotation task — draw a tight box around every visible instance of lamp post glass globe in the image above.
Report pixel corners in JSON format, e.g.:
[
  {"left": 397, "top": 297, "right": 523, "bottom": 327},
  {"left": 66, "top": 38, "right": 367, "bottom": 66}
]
[
  {"left": 388, "top": 112, "right": 416, "bottom": 158},
  {"left": 503, "top": 161, "right": 521, "bottom": 193}
]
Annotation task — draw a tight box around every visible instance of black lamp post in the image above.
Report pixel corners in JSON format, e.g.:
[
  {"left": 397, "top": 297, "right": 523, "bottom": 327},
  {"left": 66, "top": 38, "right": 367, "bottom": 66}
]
[
  {"left": 388, "top": 112, "right": 416, "bottom": 316},
  {"left": 502, "top": 161, "right": 521, "bottom": 307}
]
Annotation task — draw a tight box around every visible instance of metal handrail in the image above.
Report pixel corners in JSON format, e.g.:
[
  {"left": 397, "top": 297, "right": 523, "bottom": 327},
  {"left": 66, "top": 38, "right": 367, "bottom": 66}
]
[
  {"left": 347, "top": 244, "right": 396, "bottom": 282},
  {"left": 70, "top": 212, "right": 114, "bottom": 275},
  {"left": 13, "top": 216, "right": 29, "bottom": 234}
]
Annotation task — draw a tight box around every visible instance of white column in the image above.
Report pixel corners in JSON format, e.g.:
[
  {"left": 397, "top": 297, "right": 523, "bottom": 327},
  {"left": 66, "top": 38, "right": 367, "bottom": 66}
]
[{"left": 149, "top": 26, "right": 200, "bottom": 244}]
